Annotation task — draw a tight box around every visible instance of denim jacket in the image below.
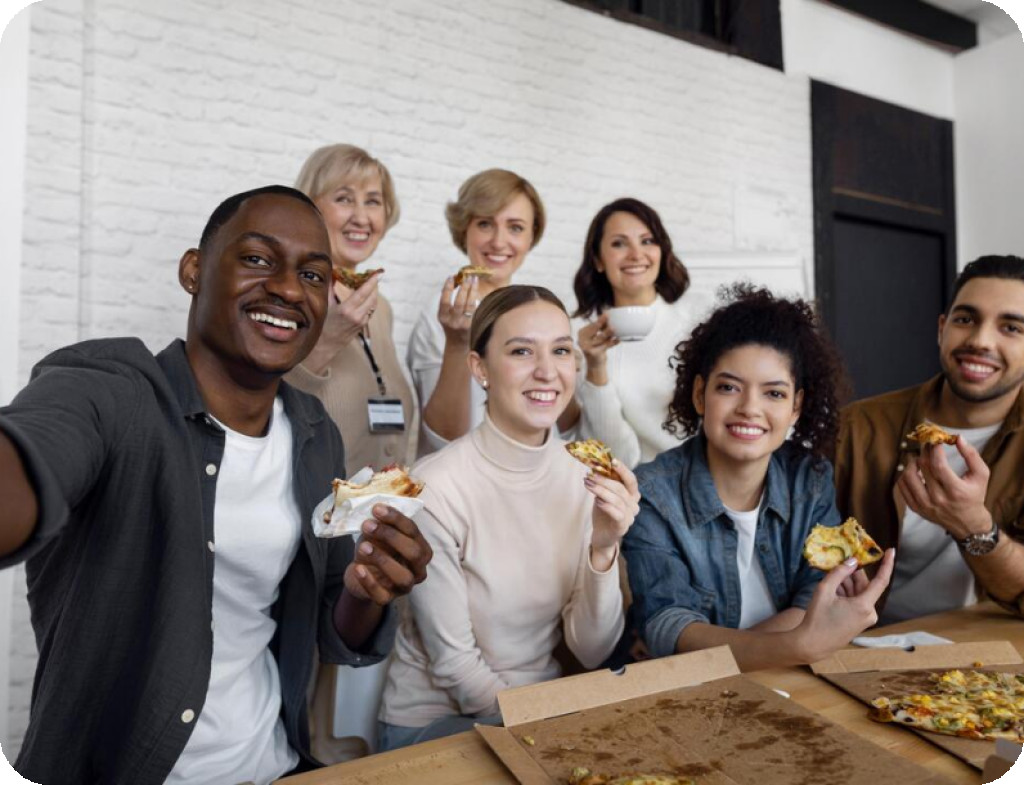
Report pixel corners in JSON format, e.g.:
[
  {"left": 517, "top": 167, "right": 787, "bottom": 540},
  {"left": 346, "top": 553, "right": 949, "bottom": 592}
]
[{"left": 623, "top": 432, "right": 840, "bottom": 658}]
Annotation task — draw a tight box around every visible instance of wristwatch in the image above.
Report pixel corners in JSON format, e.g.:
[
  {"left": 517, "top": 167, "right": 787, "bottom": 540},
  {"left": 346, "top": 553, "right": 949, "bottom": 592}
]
[{"left": 957, "top": 520, "right": 1000, "bottom": 556}]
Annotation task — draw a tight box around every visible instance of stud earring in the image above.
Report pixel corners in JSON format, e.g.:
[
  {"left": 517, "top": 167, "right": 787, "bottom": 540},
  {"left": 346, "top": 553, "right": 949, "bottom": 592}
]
[{"left": 481, "top": 379, "right": 489, "bottom": 389}]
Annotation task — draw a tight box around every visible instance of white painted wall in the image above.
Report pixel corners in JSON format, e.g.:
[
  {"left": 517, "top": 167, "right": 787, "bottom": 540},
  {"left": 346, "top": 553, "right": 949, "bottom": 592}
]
[
  {"left": 5, "top": 0, "right": 814, "bottom": 758},
  {"left": 954, "top": 27, "right": 1024, "bottom": 262},
  {"left": 781, "top": 0, "right": 956, "bottom": 118}
]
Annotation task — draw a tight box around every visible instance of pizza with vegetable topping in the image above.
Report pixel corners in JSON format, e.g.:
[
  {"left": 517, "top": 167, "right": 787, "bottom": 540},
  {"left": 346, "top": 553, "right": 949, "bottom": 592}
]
[
  {"left": 870, "top": 669, "right": 1024, "bottom": 741},
  {"left": 565, "top": 439, "right": 618, "bottom": 480},
  {"left": 802, "top": 518, "right": 883, "bottom": 571},
  {"left": 453, "top": 265, "right": 493, "bottom": 288},
  {"left": 568, "top": 769, "right": 694, "bottom": 785},
  {"left": 906, "top": 422, "right": 958, "bottom": 446}
]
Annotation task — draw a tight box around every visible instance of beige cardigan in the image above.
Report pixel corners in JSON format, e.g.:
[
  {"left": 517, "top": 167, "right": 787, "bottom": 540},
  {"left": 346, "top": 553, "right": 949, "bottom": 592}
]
[
  {"left": 379, "top": 415, "right": 625, "bottom": 728},
  {"left": 286, "top": 294, "right": 417, "bottom": 477}
]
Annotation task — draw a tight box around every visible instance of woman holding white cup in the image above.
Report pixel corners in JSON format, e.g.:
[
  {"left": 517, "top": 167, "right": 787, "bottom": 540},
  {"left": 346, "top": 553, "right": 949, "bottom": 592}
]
[{"left": 573, "top": 198, "right": 709, "bottom": 469}]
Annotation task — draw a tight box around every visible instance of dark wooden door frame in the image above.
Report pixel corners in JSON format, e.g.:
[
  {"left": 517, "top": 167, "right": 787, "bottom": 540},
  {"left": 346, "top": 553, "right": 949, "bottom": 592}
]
[{"left": 812, "top": 80, "right": 958, "bottom": 345}]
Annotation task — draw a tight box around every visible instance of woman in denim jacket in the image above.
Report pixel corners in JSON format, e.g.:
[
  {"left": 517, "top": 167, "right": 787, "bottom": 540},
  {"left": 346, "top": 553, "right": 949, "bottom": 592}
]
[{"left": 623, "top": 285, "right": 895, "bottom": 671}]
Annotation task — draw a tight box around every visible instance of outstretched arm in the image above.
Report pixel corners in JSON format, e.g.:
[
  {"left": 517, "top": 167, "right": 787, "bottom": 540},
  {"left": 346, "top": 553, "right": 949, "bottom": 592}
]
[{"left": 0, "top": 428, "right": 37, "bottom": 558}]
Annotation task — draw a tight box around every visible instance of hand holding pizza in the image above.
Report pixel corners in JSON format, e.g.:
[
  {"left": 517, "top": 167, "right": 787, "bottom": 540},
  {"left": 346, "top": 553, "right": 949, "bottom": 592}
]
[
  {"left": 790, "top": 547, "right": 895, "bottom": 664},
  {"left": 320, "top": 270, "right": 380, "bottom": 348},
  {"left": 437, "top": 273, "right": 481, "bottom": 347},
  {"left": 896, "top": 439, "right": 993, "bottom": 541},
  {"left": 344, "top": 503, "right": 433, "bottom": 606},
  {"left": 585, "top": 459, "right": 641, "bottom": 570}
]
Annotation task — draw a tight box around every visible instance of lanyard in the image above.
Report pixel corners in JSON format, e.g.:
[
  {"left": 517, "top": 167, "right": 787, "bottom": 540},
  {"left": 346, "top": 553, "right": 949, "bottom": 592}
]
[{"left": 358, "top": 332, "right": 387, "bottom": 397}]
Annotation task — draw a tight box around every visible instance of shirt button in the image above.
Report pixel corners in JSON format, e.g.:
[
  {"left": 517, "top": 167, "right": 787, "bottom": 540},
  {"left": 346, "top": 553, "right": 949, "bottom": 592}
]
[
  {"left": 897, "top": 463, "right": 905, "bottom": 472},
  {"left": 384, "top": 445, "right": 394, "bottom": 457},
  {"left": 181, "top": 709, "right": 195, "bottom": 724},
  {"left": 205, "top": 463, "right": 218, "bottom": 476},
  {"left": 900, "top": 441, "right": 908, "bottom": 449},
  {"left": 207, "top": 541, "right": 215, "bottom": 553}
]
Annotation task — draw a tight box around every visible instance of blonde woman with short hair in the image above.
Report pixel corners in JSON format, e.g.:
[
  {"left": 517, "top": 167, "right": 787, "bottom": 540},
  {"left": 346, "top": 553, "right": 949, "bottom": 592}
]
[{"left": 407, "top": 169, "right": 574, "bottom": 455}]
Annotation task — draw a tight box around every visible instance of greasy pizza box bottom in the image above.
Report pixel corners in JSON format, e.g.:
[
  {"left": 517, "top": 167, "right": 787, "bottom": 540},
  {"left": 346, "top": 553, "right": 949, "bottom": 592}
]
[
  {"left": 476, "top": 646, "right": 949, "bottom": 785},
  {"left": 810, "top": 640, "right": 1024, "bottom": 771}
]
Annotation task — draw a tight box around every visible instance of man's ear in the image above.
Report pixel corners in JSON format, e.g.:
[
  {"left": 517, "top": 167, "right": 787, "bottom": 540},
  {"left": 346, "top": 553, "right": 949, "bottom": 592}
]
[
  {"left": 937, "top": 312, "right": 946, "bottom": 347},
  {"left": 467, "top": 351, "right": 488, "bottom": 391},
  {"left": 179, "top": 248, "right": 200, "bottom": 295},
  {"left": 692, "top": 375, "right": 706, "bottom": 416}
]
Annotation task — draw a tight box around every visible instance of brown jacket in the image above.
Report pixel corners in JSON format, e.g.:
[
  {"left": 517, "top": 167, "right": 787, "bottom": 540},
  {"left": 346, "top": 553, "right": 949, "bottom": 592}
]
[{"left": 834, "top": 375, "right": 1024, "bottom": 615}]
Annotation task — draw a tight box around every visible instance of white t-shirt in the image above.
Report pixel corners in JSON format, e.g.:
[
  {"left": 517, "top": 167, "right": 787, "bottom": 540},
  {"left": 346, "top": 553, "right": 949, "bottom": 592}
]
[
  {"left": 724, "top": 500, "right": 777, "bottom": 629},
  {"left": 881, "top": 421, "right": 1001, "bottom": 626},
  {"left": 166, "top": 398, "right": 302, "bottom": 785}
]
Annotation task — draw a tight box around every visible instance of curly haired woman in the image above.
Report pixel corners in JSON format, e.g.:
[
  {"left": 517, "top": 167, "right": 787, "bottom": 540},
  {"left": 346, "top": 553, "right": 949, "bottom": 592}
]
[{"left": 623, "top": 285, "right": 895, "bottom": 671}]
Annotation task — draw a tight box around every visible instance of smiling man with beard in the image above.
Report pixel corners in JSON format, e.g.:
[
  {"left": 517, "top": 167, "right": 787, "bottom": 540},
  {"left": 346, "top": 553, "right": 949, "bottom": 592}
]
[
  {"left": 0, "top": 186, "right": 431, "bottom": 785},
  {"left": 835, "top": 255, "right": 1024, "bottom": 624}
]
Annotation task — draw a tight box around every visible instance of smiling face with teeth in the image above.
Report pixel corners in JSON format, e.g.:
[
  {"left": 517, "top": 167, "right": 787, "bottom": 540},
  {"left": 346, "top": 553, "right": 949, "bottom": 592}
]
[
  {"left": 596, "top": 211, "right": 662, "bottom": 307},
  {"left": 314, "top": 173, "right": 387, "bottom": 269},
  {"left": 468, "top": 299, "right": 576, "bottom": 447},
  {"left": 693, "top": 344, "right": 803, "bottom": 475},
  {"left": 181, "top": 192, "right": 333, "bottom": 386},
  {"left": 464, "top": 192, "right": 536, "bottom": 291},
  {"left": 937, "top": 277, "right": 1024, "bottom": 413}
]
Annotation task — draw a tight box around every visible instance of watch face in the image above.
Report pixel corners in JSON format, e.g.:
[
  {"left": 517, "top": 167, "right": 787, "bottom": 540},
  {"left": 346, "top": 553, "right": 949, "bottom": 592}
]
[{"left": 964, "top": 536, "right": 998, "bottom": 557}]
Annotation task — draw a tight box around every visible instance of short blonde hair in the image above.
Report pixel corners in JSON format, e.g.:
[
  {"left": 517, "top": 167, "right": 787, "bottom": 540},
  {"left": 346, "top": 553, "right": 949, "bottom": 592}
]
[
  {"left": 445, "top": 169, "right": 545, "bottom": 253},
  {"left": 295, "top": 144, "right": 401, "bottom": 232}
]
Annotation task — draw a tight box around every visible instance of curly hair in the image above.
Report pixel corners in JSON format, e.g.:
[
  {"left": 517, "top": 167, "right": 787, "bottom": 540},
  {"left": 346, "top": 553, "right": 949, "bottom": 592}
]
[
  {"left": 572, "top": 197, "right": 690, "bottom": 319},
  {"left": 664, "top": 283, "right": 850, "bottom": 462}
]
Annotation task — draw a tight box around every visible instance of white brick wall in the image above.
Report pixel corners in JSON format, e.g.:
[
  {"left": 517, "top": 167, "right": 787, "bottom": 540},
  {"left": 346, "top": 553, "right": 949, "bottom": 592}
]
[{"left": 8, "top": 0, "right": 813, "bottom": 757}]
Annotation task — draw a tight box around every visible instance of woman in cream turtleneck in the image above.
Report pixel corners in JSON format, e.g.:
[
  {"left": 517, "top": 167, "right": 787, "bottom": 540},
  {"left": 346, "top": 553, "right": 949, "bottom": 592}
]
[{"left": 378, "top": 285, "right": 640, "bottom": 750}]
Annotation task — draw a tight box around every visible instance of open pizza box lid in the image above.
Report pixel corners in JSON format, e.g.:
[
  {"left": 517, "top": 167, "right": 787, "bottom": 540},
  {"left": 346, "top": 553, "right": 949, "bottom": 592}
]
[
  {"left": 476, "top": 646, "right": 948, "bottom": 785},
  {"left": 811, "top": 640, "right": 1024, "bottom": 771}
]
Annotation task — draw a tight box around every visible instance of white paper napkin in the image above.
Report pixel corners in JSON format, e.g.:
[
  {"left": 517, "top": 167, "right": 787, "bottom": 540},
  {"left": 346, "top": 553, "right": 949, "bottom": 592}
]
[
  {"left": 851, "top": 631, "right": 954, "bottom": 649},
  {"left": 312, "top": 467, "right": 425, "bottom": 538}
]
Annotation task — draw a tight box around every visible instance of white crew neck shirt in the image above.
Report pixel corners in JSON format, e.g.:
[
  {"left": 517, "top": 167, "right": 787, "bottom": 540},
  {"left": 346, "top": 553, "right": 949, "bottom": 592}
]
[
  {"left": 166, "top": 398, "right": 302, "bottom": 785},
  {"left": 881, "top": 421, "right": 1001, "bottom": 625},
  {"left": 724, "top": 498, "right": 777, "bottom": 629}
]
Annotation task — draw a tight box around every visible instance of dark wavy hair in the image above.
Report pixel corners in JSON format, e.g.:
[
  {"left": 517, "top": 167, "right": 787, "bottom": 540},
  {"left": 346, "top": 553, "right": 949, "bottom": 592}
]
[
  {"left": 664, "top": 284, "right": 850, "bottom": 462},
  {"left": 572, "top": 198, "right": 690, "bottom": 319}
]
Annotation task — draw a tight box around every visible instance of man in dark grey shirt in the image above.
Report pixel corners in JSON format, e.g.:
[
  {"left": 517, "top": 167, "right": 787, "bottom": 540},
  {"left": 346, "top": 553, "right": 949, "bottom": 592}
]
[{"left": 0, "top": 185, "right": 432, "bottom": 784}]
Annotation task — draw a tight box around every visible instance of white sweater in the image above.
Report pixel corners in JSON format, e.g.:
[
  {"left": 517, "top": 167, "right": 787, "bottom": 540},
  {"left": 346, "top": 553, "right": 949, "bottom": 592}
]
[
  {"left": 379, "top": 414, "right": 625, "bottom": 728},
  {"left": 575, "top": 292, "right": 710, "bottom": 468},
  {"left": 406, "top": 292, "right": 487, "bottom": 457}
]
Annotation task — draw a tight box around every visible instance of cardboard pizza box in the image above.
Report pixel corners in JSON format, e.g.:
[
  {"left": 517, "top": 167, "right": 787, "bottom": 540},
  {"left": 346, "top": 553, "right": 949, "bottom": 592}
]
[
  {"left": 476, "top": 646, "right": 950, "bottom": 785},
  {"left": 811, "top": 640, "right": 1024, "bottom": 771}
]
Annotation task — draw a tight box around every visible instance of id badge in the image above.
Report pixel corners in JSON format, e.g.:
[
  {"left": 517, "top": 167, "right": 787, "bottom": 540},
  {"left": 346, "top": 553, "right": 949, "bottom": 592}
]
[{"left": 367, "top": 398, "right": 405, "bottom": 433}]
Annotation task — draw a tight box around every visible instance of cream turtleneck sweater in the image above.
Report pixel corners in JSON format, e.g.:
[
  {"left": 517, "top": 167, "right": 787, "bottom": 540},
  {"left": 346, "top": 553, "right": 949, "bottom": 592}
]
[{"left": 379, "top": 414, "right": 625, "bottom": 728}]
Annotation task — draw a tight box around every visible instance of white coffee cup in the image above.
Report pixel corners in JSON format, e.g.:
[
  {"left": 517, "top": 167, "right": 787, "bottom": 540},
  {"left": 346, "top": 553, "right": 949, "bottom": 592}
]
[{"left": 605, "top": 305, "right": 656, "bottom": 342}]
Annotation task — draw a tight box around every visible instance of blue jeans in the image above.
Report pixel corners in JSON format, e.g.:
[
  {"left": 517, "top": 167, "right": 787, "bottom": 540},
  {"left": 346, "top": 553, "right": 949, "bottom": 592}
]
[{"left": 378, "top": 714, "right": 502, "bottom": 752}]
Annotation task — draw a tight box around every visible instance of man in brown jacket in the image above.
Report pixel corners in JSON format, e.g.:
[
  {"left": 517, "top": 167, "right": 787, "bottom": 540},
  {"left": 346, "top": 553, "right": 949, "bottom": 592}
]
[{"left": 835, "top": 255, "right": 1024, "bottom": 624}]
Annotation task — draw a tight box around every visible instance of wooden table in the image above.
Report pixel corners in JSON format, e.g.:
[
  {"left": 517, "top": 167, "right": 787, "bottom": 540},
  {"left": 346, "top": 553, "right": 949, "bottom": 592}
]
[{"left": 280, "top": 602, "right": 1022, "bottom": 784}]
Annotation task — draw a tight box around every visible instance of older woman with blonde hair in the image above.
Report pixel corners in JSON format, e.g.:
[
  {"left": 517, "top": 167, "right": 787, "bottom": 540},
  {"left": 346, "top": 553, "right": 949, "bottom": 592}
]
[
  {"left": 408, "top": 169, "right": 576, "bottom": 454},
  {"left": 287, "top": 145, "right": 418, "bottom": 763},
  {"left": 287, "top": 144, "right": 417, "bottom": 475}
]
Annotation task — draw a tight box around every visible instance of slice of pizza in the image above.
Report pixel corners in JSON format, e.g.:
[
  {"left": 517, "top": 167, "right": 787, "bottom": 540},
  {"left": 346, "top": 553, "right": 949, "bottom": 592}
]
[
  {"left": 906, "top": 422, "right": 958, "bottom": 446},
  {"left": 870, "top": 679, "right": 1024, "bottom": 741},
  {"left": 568, "top": 769, "right": 694, "bottom": 785},
  {"left": 802, "top": 517, "right": 884, "bottom": 571},
  {"left": 565, "top": 439, "right": 618, "bottom": 480},
  {"left": 329, "top": 464, "right": 424, "bottom": 513},
  {"left": 453, "top": 265, "right": 493, "bottom": 288},
  {"left": 333, "top": 266, "right": 384, "bottom": 290}
]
